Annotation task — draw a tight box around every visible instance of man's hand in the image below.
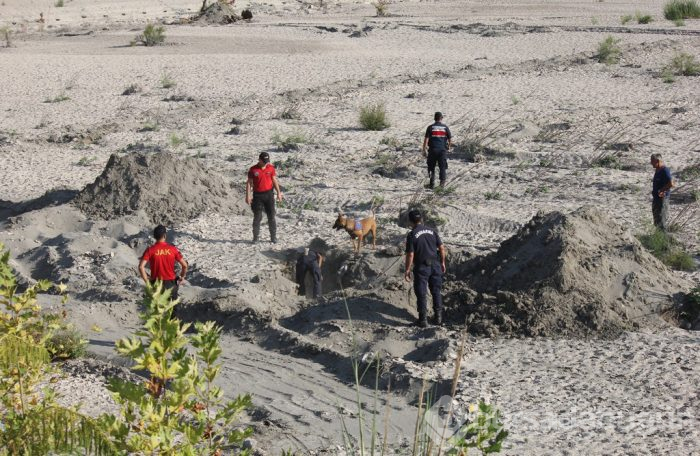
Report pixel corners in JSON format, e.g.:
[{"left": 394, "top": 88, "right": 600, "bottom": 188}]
[
  {"left": 245, "top": 194, "right": 252, "bottom": 205},
  {"left": 177, "top": 276, "right": 185, "bottom": 285},
  {"left": 658, "top": 191, "right": 665, "bottom": 198},
  {"left": 277, "top": 192, "right": 284, "bottom": 203},
  {"left": 404, "top": 271, "right": 412, "bottom": 282},
  {"left": 441, "top": 261, "right": 446, "bottom": 274},
  {"left": 421, "top": 149, "right": 427, "bottom": 157}
]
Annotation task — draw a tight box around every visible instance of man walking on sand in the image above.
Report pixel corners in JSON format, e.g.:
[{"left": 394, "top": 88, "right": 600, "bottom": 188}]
[
  {"left": 650, "top": 153, "right": 673, "bottom": 231},
  {"left": 139, "top": 225, "right": 188, "bottom": 300},
  {"left": 246, "top": 152, "right": 283, "bottom": 243},
  {"left": 422, "top": 112, "right": 452, "bottom": 189},
  {"left": 404, "top": 209, "right": 446, "bottom": 328}
]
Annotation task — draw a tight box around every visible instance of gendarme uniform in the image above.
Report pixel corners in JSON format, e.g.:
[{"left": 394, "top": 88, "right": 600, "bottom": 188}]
[
  {"left": 296, "top": 250, "right": 322, "bottom": 298},
  {"left": 406, "top": 223, "right": 443, "bottom": 322},
  {"left": 424, "top": 121, "right": 452, "bottom": 187}
]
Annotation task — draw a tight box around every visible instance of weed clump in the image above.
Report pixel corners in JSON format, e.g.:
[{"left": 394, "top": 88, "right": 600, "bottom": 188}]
[
  {"left": 359, "top": 103, "right": 390, "bottom": 131},
  {"left": 597, "top": 36, "right": 622, "bottom": 64},
  {"left": 132, "top": 23, "right": 166, "bottom": 47},
  {"left": 121, "top": 83, "right": 141, "bottom": 95},
  {"left": 372, "top": 0, "right": 389, "bottom": 16},
  {"left": 272, "top": 131, "right": 309, "bottom": 151},
  {"left": 667, "top": 52, "right": 700, "bottom": 76},
  {"left": 638, "top": 228, "right": 695, "bottom": 271},
  {"left": 663, "top": 0, "right": 700, "bottom": 20}
]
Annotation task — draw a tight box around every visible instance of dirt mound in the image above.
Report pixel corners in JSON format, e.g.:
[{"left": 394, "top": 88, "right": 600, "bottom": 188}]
[
  {"left": 447, "top": 206, "right": 691, "bottom": 337},
  {"left": 74, "top": 152, "right": 246, "bottom": 225},
  {"left": 195, "top": 2, "right": 240, "bottom": 24}
]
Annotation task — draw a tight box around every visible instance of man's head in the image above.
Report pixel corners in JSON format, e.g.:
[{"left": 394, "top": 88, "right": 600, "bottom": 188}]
[
  {"left": 408, "top": 209, "right": 422, "bottom": 226},
  {"left": 153, "top": 225, "right": 167, "bottom": 241},
  {"left": 434, "top": 112, "right": 443, "bottom": 122},
  {"left": 650, "top": 153, "right": 662, "bottom": 168},
  {"left": 259, "top": 152, "right": 270, "bottom": 165}
]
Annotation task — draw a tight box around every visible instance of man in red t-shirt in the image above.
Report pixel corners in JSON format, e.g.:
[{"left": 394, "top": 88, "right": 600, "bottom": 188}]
[
  {"left": 246, "top": 152, "right": 283, "bottom": 243},
  {"left": 138, "top": 225, "right": 188, "bottom": 300}
]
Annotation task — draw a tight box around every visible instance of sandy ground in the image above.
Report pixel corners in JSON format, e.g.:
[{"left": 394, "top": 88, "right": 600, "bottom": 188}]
[{"left": 1, "top": 0, "right": 700, "bottom": 454}]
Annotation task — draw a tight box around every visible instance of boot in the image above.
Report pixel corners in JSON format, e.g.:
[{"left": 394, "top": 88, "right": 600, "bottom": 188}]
[
  {"left": 414, "top": 315, "right": 428, "bottom": 328},
  {"left": 432, "top": 310, "right": 443, "bottom": 326}
]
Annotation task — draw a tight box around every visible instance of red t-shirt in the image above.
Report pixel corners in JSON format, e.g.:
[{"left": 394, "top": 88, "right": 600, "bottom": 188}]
[
  {"left": 248, "top": 163, "right": 276, "bottom": 193},
  {"left": 142, "top": 242, "right": 182, "bottom": 281}
]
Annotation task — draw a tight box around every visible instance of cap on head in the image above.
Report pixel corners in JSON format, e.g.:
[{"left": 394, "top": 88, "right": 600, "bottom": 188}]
[
  {"left": 259, "top": 152, "right": 270, "bottom": 164},
  {"left": 434, "top": 112, "right": 443, "bottom": 121},
  {"left": 408, "top": 209, "right": 422, "bottom": 224},
  {"left": 153, "top": 225, "right": 167, "bottom": 240}
]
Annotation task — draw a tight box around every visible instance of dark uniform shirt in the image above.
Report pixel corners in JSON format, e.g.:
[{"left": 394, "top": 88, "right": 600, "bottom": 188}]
[
  {"left": 425, "top": 122, "right": 452, "bottom": 154},
  {"left": 406, "top": 224, "right": 442, "bottom": 265},
  {"left": 652, "top": 166, "right": 672, "bottom": 201}
]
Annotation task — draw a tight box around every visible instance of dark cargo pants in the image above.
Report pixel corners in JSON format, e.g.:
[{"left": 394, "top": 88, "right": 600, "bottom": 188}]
[
  {"left": 296, "top": 255, "right": 322, "bottom": 298},
  {"left": 413, "top": 261, "right": 443, "bottom": 320},
  {"left": 652, "top": 197, "right": 669, "bottom": 231},
  {"left": 427, "top": 151, "right": 447, "bottom": 186},
  {"left": 252, "top": 190, "right": 277, "bottom": 242}
]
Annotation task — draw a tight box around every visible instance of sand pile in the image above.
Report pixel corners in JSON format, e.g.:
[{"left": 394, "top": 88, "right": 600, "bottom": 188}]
[
  {"left": 195, "top": 2, "right": 240, "bottom": 24},
  {"left": 74, "top": 153, "right": 246, "bottom": 225},
  {"left": 448, "top": 206, "right": 692, "bottom": 337}
]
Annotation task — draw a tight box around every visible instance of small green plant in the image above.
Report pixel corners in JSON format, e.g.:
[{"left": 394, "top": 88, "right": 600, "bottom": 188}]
[
  {"left": 302, "top": 201, "right": 318, "bottom": 211},
  {"left": 681, "top": 286, "right": 700, "bottom": 325},
  {"left": 45, "top": 328, "right": 87, "bottom": 360},
  {"left": 434, "top": 185, "right": 456, "bottom": 196},
  {"left": 55, "top": 0, "right": 64, "bottom": 6},
  {"left": 511, "top": 95, "right": 520, "bottom": 105},
  {"left": 485, "top": 191, "right": 502, "bottom": 200},
  {"left": 638, "top": 228, "right": 695, "bottom": 270},
  {"left": 667, "top": 52, "right": 700, "bottom": 76},
  {"left": 169, "top": 132, "right": 185, "bottom": 147},
  {"left": 0, "top": 25, "right": 11, "bottom": 47},
  {"left": 593, "top": 154, "right": 622, "bottom": 169},
  {"left": 76, "top": 156, "right": 96, "bottom": 166},
  {"left": 138, "top": 119, "right": 159, "bottom": 132},
  {"left": 160, "top": 72, "right": 176, "bottom": 89},
  {"left": 597, "top": 36, "right": 622, "bottom": 64},
  {"left": 122, "top": 83, "right": 141, "bottom": 95},
  {"left": 447, "top": 401, "right": 509, "bottom": 455},
  {"left": 591, "top": 16, "right": 599, "bottom": 25},
  {"left": 44, "top": 93, "right": 70, "bottom": 103},
  {"left": 275, "top": 156, "right": 305, "bottom": 174},
  {"left": 132, "top": 23, "right": 166, "bottom": 47},
  {"left": 99, "top": 285, "right": 253, "bottom": 454},
  {"left": 636, "top": 12, "right": 653, "bottom": 23},
  {"left": 359, "top": 103, "right": 390, "bottom": 131},
  {"left": 661, "top": 67, "right": 676, "bottom": 83},
  {"left": 370, "top": 195, "right": 385, "bottom": 207},
  {"left": 621, "top": 14, "right": 634, "bottom": 24},
  {"left": 272, "top": 131, "right": 309, "bottom": 151},
  {"left": 379, "top": 135, "right": 401, "bottom": 149},
  {"left": 278, "top": 103, "right": 301, "bottom": 120},
  {"left": 674, "top": 18, "right": 686, "bottom": 25},
  {"left": 372, "top": 0, "right": 389, "bottom": 16},
  {"left": 663, "top": 0, "right": 700, "bottom": 20}
]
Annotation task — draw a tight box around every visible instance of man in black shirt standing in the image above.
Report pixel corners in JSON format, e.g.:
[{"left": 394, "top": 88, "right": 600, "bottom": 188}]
[
  {"left": 404, "top": 209, "right": 446, "bottom": 328},
  {"left": 422, "top": 112, "right": 452, "bottom": 189}
]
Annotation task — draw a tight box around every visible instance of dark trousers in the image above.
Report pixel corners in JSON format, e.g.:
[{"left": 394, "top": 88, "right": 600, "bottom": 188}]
[
  {"left": 296, "top": 256, "right": 322, "bottom": 298},
  {"left": 652, "top": 197, "right": 669, "bottom": 231},
  {"left": 252, "top": 190, "right": 276, "bottom": 241},
  {"left": 413, "top": 261, "right": 443, "bottom": 320},
  {"left": 427, "top": 152, "right": 447, "bottom": 185},
  {"left": 150, "top": 279, "right": 179, "bottom": 301}
]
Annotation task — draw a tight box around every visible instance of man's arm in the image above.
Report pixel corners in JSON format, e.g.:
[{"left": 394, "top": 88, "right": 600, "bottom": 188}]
[
  {"left": 658, "top": 173, "right": 674, "bottom": 198},
  {"left": 177, "top": 258, "right": 188, "bottom": 283},
  {"left": 138, "top": 259, "right": 150, "bottom": 285},
  {"left": 404, "top": 252, "right": 414, "bottom": 282},
  {"left": 438, "top": 245, "right": 446, "bottom": 273},
  {"left": 421, "top": 137, "right": 429, "bottom": 156},
  {"left": 272, "top": 176, "right": 284, "bottom": 202},
  {"left": 245, "top": 177, "right": 253, "bottom": 204}
]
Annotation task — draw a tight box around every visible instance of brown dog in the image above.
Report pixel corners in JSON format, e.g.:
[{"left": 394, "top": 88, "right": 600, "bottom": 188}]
[{"left": 332, "top": 211, "right": 377, "bottom": 253}]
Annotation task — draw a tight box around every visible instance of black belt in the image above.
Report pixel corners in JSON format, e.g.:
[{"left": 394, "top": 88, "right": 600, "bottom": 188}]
[{"left": 253, "top": 190, "right": 273, "bottom": 195}]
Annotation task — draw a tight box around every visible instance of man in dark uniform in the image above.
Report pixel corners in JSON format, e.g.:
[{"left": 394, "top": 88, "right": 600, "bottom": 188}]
[
  {"left": 295, "top": 248, "right": 324, "bottom": 298},
  {"left": 650, "top": 153, "right": 673, "bottom": 231},
  {"left": 246, "top": 152, "right": 283, "bottom": 243},
  {"left": 422, "top": 112, "right": 452, "bottom": 189},
  {"left": 138, "top": 225, "right": 188, "bottom": 300},
  {"left": 404, "top": 209, "right": 446, "bottom": 327}
]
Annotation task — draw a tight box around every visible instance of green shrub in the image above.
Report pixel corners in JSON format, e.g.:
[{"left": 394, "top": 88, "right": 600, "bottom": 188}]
[
  {"left": 663, "top": 0, "right": 700, "bottom": 20},
  {"left": 667, "top": 52, "right": 700, "bottom": 76},
  {"left": 138, "top": 120, "right": 159, "bottom": 132},
  {"left": 485, "top": 191, "right": 502, "bottom": 200},
  {"left": 46, "top": 328, "right": 87, "bottom": 360},
  {"left": 44, "top": 93, "right": 70, "bottom": 103},
  {"left": 597, "top": 36, "right": 622, "bottom": 64},
  {"left": 372, "top": 0, "right": 389, "bottom": 16},
  {"left": 674, "top": 18, "right": 686, "bottom": 25},
  {"left": 55, "top": 0, "right": 64, "bottom": 6},
  {"left": 121, "top": 83, "right": 141, "bottom": 95},
  {"left": 160, "top": 72, "right": 176, "bottom": 88},
  {"left": 593, "top": 154, "right": 622, "bottom": 169},
  {"left": 99, "top": 284, "right": 252, "bottom": 454},
  {"left": 169, "top": 132, "right": 185, "bottom": 147},
  {"left": 132, "top": 23, "right": 166, "bottom": 47},
  {"left": 661, "top": 67, "right": 676, "bottom": 83},
  {"left": 0, "top": 26, "right": 10, "bottom": 48},
  {"left": 359, "top": 103, "right": 390, "bottom": 131},
  {"left": 621, "top": 14, "right": 634, "bottom": 24},
  {"left": 638, "top": 228, "right": 695, "bottom": 271},
  {"left": 272, "top": 131, "right": 309, "bottom": 151},
  {"left": 636, "top": 13, "right": 653, "bottom": 23}
]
